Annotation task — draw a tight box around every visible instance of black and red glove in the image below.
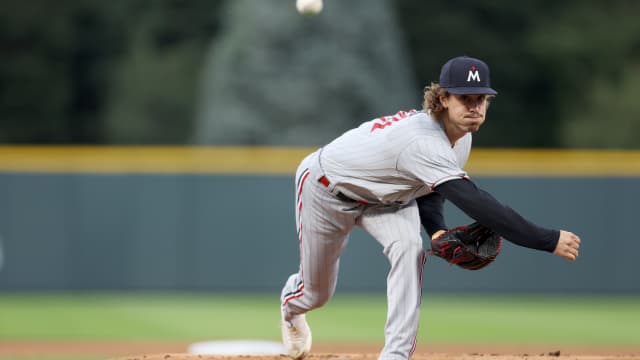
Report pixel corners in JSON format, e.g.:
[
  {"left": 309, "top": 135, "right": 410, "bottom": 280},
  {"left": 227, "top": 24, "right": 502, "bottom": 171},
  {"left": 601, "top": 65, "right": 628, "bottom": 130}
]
[{"left": 429, "top": 222, "right": 502, "bottom": 270}]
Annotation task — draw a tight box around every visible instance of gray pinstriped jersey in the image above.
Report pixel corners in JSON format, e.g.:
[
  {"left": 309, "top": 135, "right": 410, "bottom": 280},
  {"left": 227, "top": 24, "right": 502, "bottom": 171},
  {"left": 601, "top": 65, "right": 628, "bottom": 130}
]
[{"left": 318, "top": 110, "right": 471, "bottom": 205}]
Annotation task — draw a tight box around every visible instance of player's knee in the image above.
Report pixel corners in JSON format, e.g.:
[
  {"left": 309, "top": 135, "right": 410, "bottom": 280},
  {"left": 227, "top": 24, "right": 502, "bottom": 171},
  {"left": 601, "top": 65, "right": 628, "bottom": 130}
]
[
  {"left": 308, "top": 290, "right": 333, "bottom": 310},
  {"left": 384, "top": 239, "right": 423, "bottom": 260}
]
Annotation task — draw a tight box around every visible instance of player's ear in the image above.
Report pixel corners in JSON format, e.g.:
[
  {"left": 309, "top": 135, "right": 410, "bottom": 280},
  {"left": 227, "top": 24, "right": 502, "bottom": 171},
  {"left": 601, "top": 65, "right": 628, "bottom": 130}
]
[{"left": 439, "top": 94, "right": 449, "bottom": 108}]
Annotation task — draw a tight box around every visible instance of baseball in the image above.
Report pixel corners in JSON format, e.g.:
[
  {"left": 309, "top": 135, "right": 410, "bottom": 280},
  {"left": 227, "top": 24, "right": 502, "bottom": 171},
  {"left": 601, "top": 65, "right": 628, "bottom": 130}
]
[{"left": 296, "top": 0, "right": 323, "bottom": 15}]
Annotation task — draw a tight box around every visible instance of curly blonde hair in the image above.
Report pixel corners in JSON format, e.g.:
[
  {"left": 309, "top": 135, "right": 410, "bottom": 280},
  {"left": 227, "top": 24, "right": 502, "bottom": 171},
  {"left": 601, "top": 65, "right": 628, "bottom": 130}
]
[{"left": 422, "top": 82, "right": 449, "bottom": 120}]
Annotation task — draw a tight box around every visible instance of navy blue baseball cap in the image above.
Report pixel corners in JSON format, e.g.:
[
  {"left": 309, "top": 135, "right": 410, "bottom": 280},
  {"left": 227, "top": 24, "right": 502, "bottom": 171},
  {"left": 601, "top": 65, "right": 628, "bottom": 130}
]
[{"left": 439, "top": 56, "right": 498, "bottom": 95}]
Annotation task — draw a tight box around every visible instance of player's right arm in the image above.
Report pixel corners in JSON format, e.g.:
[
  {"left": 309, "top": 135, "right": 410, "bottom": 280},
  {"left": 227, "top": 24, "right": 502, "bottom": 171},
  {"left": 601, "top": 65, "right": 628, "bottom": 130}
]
[
  {"left": 416, "top": 192, "right": 447, "bottom": 237},
  {"left": 434, "top": 178, "right": 580, "bottom": 261}
]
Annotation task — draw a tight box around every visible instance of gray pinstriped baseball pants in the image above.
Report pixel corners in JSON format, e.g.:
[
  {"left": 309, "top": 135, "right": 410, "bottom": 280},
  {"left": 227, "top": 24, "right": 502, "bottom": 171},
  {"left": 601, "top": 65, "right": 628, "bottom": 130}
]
[{"left": 281, "top": 150, "right": 426, "bottom": 360}]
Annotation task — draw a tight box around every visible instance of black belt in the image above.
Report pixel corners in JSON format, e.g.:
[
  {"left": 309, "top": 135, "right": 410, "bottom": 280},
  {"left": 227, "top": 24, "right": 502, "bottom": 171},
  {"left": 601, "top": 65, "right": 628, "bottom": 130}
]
[{"left": 318, "top": 176, "right": 368, "bottom": 205}]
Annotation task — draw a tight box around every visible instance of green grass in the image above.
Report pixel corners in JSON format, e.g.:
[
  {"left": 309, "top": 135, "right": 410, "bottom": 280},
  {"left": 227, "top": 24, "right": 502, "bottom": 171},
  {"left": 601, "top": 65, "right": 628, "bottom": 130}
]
[
  {"left": 1, "top": 292, "right": 639, "bottom": 347},
  {"left": 420, "top": 295, "right": 640, "bottom": 345},
  {"left": 0, "top": 293, "right": 282, "bottom": 341}
]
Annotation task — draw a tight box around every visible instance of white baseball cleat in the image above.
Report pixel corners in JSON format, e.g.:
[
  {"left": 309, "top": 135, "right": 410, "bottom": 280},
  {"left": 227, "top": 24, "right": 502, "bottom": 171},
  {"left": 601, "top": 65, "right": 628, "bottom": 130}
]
[{"left": 281, "top": 310, "right": 312, "bottom": 359}]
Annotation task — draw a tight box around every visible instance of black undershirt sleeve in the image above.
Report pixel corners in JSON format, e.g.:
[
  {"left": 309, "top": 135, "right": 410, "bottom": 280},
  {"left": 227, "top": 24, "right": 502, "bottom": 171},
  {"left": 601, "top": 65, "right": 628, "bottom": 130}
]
[
  {"left": 434, "top": 178, "right": 560, "bottom": 252},
  {"left": 416, "top": 192, "right": 447, "bottom": 237}
]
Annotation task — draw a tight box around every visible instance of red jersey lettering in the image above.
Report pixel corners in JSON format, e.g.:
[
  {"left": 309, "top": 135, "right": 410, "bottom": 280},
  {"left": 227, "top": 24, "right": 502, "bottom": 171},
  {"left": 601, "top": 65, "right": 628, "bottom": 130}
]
[{"left": 370, "top": 109, "right": 418, "bottom": 132}]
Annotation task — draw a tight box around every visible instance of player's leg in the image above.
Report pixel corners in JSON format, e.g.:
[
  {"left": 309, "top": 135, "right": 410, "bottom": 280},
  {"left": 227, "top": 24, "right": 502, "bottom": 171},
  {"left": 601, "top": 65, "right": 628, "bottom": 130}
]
[
  {"left": 281, "top": 167, "right": 355, "bottom": 318},
  {"left": 359, "top": 201, "right": 426, "bottom": 360},
  {"left": 280, "top": 152, "right": 358, "bottom": 358}
]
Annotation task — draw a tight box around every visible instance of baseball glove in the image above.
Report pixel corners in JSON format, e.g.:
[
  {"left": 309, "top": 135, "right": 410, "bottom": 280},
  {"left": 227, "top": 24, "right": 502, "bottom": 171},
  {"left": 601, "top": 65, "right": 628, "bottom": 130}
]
[{"left": 429, "top": 222, "right": 502, "bottom": 270}]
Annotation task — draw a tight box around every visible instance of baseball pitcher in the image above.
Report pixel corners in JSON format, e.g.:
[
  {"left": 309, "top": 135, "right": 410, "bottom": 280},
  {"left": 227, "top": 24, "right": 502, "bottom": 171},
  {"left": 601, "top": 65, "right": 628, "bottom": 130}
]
[{"left": 280, "top": 56, "right": 581, "bottom": 360}]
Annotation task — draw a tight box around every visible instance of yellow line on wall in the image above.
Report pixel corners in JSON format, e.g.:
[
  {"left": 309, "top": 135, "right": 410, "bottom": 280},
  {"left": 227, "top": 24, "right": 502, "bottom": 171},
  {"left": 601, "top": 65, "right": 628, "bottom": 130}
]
[
  {"left": 0, "top": 146, "right": 311, "bottom": 174},
  {"left": 466, "top": 149, "right": 640, "bottom": 176},
  {"left": 0, "top": 146, "right": 639, "bottom": 176}
]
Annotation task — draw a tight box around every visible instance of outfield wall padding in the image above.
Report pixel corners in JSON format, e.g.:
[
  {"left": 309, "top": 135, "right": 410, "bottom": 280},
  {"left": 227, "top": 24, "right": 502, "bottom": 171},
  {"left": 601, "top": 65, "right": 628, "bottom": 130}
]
[{"left": 0, "top": 173, "right": 634, "bottom": 293}]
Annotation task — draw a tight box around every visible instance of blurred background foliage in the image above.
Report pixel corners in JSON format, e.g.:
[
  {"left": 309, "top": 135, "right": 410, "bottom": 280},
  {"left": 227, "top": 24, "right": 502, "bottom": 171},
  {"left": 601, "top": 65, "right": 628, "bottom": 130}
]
[{"left": 1, "top": 0, "right": 639, "bottom": 147}]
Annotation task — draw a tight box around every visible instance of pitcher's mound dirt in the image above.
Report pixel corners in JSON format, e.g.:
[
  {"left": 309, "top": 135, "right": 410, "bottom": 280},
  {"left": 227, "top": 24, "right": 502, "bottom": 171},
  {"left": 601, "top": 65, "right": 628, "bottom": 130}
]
[{"left": 110, "top": 354, "right": 640, "bottom": 360}]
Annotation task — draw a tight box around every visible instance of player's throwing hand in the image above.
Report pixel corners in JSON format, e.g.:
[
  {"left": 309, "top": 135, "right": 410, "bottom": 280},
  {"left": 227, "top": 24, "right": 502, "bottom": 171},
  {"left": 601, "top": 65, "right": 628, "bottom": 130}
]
[{"left": 553, "top": 230, "right": 581, "bottom": 261}]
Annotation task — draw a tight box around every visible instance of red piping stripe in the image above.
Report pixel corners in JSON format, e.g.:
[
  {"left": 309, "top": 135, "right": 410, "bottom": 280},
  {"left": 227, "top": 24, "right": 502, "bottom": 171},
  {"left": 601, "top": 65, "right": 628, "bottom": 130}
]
[
  {"left": 298, "top": 171, "right": 311, "bottom": 197},
  {"left": 284, "top": 169, "right": 310, "bottom": 307}
]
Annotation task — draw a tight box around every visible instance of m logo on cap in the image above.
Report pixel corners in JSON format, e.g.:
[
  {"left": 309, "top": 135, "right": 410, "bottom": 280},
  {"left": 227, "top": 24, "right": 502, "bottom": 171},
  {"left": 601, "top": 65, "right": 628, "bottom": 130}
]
[
  {"left": 439, "top": 56, "right": 497, "bottom": 95},
  {"left": 467, "top": 65, "right": 480, "bottom": 82}
]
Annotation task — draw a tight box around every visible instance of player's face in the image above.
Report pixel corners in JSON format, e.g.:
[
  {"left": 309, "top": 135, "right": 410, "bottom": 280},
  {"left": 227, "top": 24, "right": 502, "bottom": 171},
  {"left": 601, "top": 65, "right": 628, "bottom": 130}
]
[{"left": 441, "top": 93, "right": 489, "bottom": 135}]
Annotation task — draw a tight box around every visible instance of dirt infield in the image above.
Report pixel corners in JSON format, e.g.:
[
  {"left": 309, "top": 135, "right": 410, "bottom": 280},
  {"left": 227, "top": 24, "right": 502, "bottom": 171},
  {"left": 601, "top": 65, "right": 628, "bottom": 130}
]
[
  {"left": 1, "top": 341, "right": 640, "bottom": 359},
  {"left": 110, "top": 355, "right": 640, "bottom": 360}
]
